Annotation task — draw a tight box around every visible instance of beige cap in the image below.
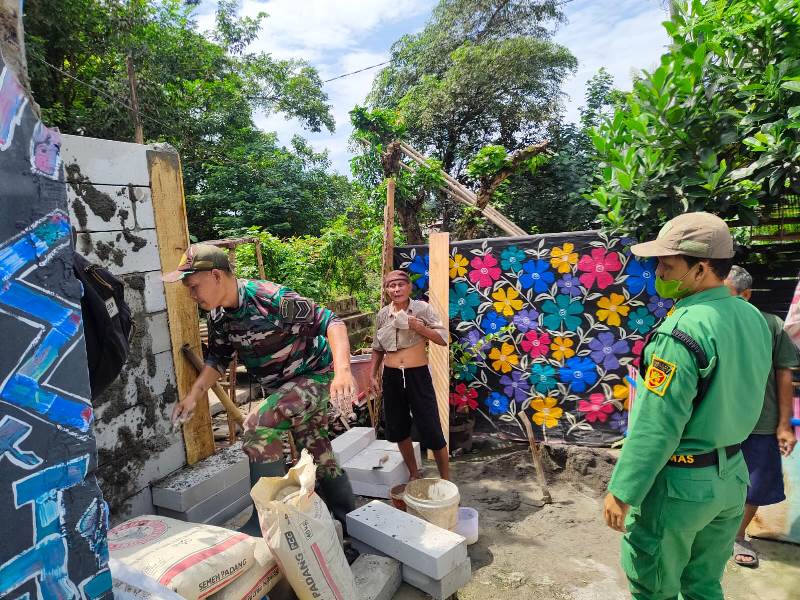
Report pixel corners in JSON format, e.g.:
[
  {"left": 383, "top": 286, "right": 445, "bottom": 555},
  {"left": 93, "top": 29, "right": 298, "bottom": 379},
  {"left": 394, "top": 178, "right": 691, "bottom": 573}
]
[{"left": 630, "top": 212, "right": 734, "bottom": 259}]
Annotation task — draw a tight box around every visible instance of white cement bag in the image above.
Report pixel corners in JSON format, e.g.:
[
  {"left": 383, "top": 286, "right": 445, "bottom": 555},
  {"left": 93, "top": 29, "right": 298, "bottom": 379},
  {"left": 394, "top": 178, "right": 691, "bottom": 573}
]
[
  {"left": 108, "top": 515, "right": 257, "bottom": 599},
  {"left": 110, "top": 557, "right": 185, "bottom": 600},
  {"left": 208, "top": 541, "right": 281, "bottom": 600},
  {"left": 251, "top": 449, "right": 356, "bottom": 600}
]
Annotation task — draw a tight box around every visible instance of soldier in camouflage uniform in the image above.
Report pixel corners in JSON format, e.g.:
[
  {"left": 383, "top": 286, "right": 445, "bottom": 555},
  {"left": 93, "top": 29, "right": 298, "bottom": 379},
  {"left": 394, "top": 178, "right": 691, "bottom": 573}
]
[{"left": 164, "top": 244, "right": 357, "bottom": 534}]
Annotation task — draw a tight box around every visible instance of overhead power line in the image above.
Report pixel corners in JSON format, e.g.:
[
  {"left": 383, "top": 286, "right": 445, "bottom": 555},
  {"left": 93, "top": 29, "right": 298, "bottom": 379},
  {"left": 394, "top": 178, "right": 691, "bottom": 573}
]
[{"left": 322, "top": 60, "right": 390, "bottom": 83}]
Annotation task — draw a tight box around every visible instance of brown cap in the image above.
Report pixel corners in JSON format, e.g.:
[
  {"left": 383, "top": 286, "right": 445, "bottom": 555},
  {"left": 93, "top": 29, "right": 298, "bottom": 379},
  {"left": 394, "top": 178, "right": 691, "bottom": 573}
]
[
  {"left": 630, "top": 212, "right": 734, "bottom": 259},
  {"left": 384, "top": 270, "right": 411, "bottom": 285},
  {"left": 162, "top": 244, "right": 231, "bottom": 282}
]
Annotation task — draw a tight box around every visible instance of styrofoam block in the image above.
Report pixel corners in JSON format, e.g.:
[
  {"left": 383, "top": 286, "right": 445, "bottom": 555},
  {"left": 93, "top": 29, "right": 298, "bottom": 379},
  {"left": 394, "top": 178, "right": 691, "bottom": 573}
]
[
  {"left": 332, "top": 427, "right": 376, "bottom": 465},
  {"left": 344, "top": 448, "right": 409, "bottom": 487},
  {"left": 403, "top": 557, "right": 472, "bottom": 600},
  {"left": 152, "top": 443, "right": 248, "bottom": 512},
  {"left": 156, "top": 475, "right": 249, "bottom": 523},
  {"left": 346, "top": 500, "right": 467, "bottom": 580},
  {"left": 351, "top": 480, "right": 391, "bottom": 500},
  {"left": 366, "top": 439, "right": 422, "bottom": 469},
  {"left": 352, "top": 555, "right": 402, "bottom": 600}
]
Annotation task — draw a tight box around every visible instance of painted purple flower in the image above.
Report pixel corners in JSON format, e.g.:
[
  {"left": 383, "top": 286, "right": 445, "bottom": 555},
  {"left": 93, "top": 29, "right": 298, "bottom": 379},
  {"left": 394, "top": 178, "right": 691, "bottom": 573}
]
[
  {"left": 647, "top": 295, "right": 674, "bottom": 319},
  {"left": 556, "top": 274, "right": 582, "bottom": 297},
  {"left": 588, "top": 332, "right": 630, "bottom": 371},
  {"left": 609, "top": 411, "right": 628, "bottom": 433},
  {"left": 513, "top": 308, "right": 539, "bottom": 333},
  {"left": 500, "top": 371, "right": 531, "bottom": 401},
  {"left": 462, "top": 329, "right": 488, "bottom": 358}
]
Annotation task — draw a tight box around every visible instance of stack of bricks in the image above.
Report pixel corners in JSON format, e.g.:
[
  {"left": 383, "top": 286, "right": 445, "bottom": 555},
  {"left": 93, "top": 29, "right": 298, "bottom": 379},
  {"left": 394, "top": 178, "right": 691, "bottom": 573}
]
[{"left": 347, "top": 500, "right": 472, "bottom": 599}]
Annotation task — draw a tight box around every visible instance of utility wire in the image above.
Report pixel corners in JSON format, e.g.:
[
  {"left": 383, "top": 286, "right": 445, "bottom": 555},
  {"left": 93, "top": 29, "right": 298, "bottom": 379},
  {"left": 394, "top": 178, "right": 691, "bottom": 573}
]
[{"left": 322, "top": 60, "right": 390, "bottom": 83}]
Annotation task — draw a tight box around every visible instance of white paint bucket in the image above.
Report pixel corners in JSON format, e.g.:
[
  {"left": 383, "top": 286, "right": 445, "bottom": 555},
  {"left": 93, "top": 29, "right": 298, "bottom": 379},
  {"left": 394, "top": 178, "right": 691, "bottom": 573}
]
[{"left": 403, "top": 478, "right": 460, "bottom": 531}]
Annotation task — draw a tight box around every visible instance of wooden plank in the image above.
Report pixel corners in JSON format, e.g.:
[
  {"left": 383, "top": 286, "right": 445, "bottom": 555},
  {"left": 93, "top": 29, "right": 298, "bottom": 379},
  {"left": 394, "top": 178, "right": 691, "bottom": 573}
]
[
  {"left": 147, "top": 149, "right": 214, "bottom": 464},
  {"left": 381, "top": 178, "right": 396, "bottom": 307},
  {"left": 428, "top": 232, "right": 450, "bottom": 458}
]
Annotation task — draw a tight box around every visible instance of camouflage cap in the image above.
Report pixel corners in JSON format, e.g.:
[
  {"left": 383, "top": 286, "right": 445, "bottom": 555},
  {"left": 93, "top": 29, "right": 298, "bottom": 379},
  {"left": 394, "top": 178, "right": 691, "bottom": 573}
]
[
  {"left": 162, "top": 244, "right": 230, "bottom": 282},
  {"left": 384, "top": 270, "right": 411, "bottom": 285},
  {"left": 630, "top": 212, "right": 734, "bottom": 259}
]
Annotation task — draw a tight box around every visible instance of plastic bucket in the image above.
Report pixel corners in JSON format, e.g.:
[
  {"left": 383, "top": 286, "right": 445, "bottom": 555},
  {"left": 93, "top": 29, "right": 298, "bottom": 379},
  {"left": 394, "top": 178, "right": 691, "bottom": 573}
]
[
  {"left": 403, "top": 478, "right": 460, "bottom": 531},
  {"left": 390, "top": 483, "right": 407, "bottom": 511},
  {"left": 454, "top": 507, "right": 479, "bottom": 544}
]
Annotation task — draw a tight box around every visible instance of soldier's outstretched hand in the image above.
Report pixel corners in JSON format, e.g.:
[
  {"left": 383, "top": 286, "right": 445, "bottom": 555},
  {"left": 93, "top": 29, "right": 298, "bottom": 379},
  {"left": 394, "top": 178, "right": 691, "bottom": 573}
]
[{"left": 603, "top": 493, "right": 629, "bottom": 532}]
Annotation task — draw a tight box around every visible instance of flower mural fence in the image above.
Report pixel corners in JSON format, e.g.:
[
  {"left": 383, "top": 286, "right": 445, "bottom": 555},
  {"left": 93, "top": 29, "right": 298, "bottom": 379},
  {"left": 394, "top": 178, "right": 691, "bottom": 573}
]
[{"left": 396, "top": 231, "right": 670, "bottom": 446}]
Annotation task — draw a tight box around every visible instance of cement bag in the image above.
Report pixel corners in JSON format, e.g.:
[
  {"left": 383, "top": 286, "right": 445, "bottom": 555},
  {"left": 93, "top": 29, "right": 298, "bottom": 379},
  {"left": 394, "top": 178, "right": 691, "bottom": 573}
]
[
  {"left": 251, "top": 449, "right": 356, "bottom": 600},
  {"left": 110, "top": 557, "right": 185, "bottom": 600},
  {"left": 208, "top": 541, "right": 282, "bottom": 600},
  {"left": 108, "top": 515, "right": 257, "bottom": 599}
]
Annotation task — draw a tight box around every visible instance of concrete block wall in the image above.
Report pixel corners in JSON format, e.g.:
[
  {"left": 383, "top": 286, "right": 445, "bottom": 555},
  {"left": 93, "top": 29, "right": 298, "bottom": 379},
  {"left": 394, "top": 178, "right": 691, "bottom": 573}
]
[{"left": 62, "top": 134, "right": 185, "bottom": 522}]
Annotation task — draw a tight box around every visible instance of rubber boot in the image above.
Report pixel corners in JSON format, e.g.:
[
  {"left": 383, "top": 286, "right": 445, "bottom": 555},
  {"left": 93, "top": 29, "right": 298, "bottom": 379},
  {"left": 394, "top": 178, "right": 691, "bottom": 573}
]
[
  {"left": 316, "top": 471, "right": 356, "bottom": 534},
  {"left": 238, "top": 459, "right": 286, "bottom": 537}
]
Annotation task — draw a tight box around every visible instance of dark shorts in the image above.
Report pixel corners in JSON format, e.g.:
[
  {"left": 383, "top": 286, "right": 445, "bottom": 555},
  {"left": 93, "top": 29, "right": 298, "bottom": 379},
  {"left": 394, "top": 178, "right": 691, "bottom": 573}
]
[
  {"left": 383, "top": 365, "right": 447, "bottom": 451},
  {"left": 741, "top": 433, "right": 786, "bottom": 506}
]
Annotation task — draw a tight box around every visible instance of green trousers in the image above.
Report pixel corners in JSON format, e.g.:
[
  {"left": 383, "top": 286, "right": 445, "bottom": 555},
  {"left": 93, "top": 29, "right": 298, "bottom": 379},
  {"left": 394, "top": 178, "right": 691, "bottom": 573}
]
[{"left": 621, "top": 451, "right": 749, "bottom": 600}]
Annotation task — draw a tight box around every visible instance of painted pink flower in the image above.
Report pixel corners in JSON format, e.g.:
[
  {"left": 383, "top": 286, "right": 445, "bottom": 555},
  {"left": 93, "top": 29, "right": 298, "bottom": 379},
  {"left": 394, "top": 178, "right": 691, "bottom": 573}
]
[
  {"left": 578, "top": 393, "right": 615, "bottom": 423},
  {"left": 468, "top": 254, "right": 502, "bottom": 288},
  {"left": 632, "top": 339, "right": 645, "bottom": 357},
  {"left": 577, "top": 248, "right": 622, "bottom": 290},
  {"left": 521, "top": 330, "right": 551, "bottom": 358}
]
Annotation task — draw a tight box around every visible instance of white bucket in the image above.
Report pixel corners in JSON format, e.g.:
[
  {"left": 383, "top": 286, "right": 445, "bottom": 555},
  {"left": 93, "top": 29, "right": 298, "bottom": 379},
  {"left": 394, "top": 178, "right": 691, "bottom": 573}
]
[
  {"left": 454, "top": 507, "right": 479, "bottom": 544},
  {"left": 403, "top": 478, "right": 460, "bottom": 531}
]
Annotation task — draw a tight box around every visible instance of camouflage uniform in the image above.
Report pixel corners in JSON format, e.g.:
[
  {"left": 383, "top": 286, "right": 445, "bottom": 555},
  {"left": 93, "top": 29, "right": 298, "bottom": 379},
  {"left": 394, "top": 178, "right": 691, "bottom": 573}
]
[{"left": 205, "top": 279, "right": 343, "bottom": 478}]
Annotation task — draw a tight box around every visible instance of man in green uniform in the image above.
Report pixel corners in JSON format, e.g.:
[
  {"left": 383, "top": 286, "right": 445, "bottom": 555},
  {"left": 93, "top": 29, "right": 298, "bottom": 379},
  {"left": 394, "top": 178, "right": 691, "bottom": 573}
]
[{"left": 603, "top": 212, "right": 772, "bottom": 599}]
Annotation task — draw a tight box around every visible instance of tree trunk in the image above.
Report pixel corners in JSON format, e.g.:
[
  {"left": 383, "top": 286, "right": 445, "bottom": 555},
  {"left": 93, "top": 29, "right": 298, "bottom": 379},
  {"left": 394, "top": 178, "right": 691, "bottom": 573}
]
[
  {"left": 396, "top": 197, "right": 424, "bottom": 245},
  {"left": 0, "top": 0, "right": 35, "bottom": 108}
]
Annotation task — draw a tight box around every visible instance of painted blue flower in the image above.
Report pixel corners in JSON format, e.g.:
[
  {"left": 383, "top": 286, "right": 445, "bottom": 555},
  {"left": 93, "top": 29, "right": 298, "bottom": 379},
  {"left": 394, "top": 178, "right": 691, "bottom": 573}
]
[
  {"left": 556, "top": 274, "right": 582, "bottom": 297},
  {"left": 512, "top": 308, "right": 539, "bottom": 333},
  {"left": 588, "top": 332, "right": 630, "bottom": 371},
  {"left": 449, "top": 281, "right": 481, "bottom": 320},
  {"left": 500, "top": 246, "right": 527, "bottom": 273},
  {"left": 626, "top": 258, "right": 657, "bottom": 296},
  {"left": 486, "top": 392, "right": 511, "bottom": 415},
  {"left": 541, "top": 295, "right": 584, "bottom": 332},
  {"left": 559, "top": 357, "right": 599, "bottom": 393},
  {"left": 409, "top": 254, "right": 430, "bottom": 289},
  {"left": 500, "top": 370, "right": 531, "bottom": 401},
  {"left": 529, "top": 363, "right": 558, "bottom": 393},
  {"left": 519, "top": 259, "right": 555, "bottom": 293},
  {"left": 481, "top": 310, "right": 508, "bottom": 334},
  {"left": 647, "top": 295, "right": 673, "bottom": 319},
  {"left": 628, "top": 307, "right": 656, "bottom": 334},
  {"left": 609, "top": 411, "right": 628, "bottom": 434}
]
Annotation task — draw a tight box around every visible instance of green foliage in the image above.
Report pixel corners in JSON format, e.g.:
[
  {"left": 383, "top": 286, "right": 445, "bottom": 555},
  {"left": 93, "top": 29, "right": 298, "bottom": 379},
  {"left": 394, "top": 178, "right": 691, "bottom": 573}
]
[
  {"left": 587, "top": 0, "right": 800, "bottom": 236},
  {"left": 466, "top": 146, "right": 509, "bottom": 179},
  {"left": 350, "top": 105, "right": 407, "bottom": 147}
]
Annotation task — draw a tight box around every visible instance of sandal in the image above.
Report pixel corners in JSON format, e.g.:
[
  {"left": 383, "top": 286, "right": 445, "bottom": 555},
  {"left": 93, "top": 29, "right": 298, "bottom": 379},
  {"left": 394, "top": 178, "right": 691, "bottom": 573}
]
[{"left": 733, "top": 538, "right": 759, "bottom": 568}]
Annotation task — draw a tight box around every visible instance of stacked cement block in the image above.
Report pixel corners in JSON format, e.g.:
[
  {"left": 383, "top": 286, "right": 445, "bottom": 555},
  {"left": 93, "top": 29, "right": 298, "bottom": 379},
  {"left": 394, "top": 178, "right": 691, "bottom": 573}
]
[
  {"left": 347, "top": 500, "right": 472, "bottom": 599},
  {"left": 152, "top": 444, "right": 251, "bottom": 525},
  {"left": 332, "top": 427, "right": 422, "bottom": 499}
]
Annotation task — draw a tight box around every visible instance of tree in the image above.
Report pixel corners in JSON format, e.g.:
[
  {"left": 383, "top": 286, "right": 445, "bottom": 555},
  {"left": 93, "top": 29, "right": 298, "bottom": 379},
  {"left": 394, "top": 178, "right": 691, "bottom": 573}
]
[
  {"left": 367, "top": 0, "right": 577, "bottom": 230},
  {"left": 587, "top": 0, "right": 800, "bottom": 237}
]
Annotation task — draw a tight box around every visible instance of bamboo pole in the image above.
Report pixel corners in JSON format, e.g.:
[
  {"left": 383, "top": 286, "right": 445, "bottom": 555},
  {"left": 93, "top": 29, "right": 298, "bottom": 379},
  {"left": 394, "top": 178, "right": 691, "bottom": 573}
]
[
  {"left": 517, "top": 410, "right": 553, "bottom": 504},
  {"left": 381, "top": 177, "right": 396, "bottom": 306}
]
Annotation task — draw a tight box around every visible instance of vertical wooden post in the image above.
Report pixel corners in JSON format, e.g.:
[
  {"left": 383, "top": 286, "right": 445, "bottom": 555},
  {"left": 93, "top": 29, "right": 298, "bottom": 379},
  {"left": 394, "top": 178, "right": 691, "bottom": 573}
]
[
  {"left": 226, "top": 247, "right": 238, "bottom": 445},
  {"left": 254, "top": 239, "right": 266, "bottom": 279},
  {"left": 148, "top": 148, "right": 215, "bottom": 464},
  {"left": 380, "top": 178, "right": 396, "bottom": 306},
  {"left": 428, "top": 232, "right": 450, "bottom": 458},
  {"left": 126, "top": 53, "right": 144, "bottom": 144}
]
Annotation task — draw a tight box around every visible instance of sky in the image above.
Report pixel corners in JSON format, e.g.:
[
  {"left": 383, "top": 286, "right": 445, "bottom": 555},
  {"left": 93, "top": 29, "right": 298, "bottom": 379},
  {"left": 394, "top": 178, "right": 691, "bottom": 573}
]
[{"left": 193, "top": 0, "right": 671, "bottom": 175}]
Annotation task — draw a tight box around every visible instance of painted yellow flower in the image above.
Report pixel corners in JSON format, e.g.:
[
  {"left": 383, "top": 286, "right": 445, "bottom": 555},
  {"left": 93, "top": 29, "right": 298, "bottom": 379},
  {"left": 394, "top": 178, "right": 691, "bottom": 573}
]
[
  {"left": 596, "top": 293, "right": 631, "bottom": 327},
  {"left": 550, "top": 336, "right": 575, "bottom": 361},
  {"left": 450, "top": 254, "right": 468, "bottom": 279},
  {"left": 550, "top": 243, "right": 578, "bottom": 273},
  {"left": 488, "top": 342, "right": 519, "bottom": 374},
  {"left": 531, "top": 396, "right": 563, "bottom": 428},
  {"left": 614, "top": 382, "right": 631, "bottom": 410},
  {"left": 492, "top": 287, "right": 523, "bottom": 316}
]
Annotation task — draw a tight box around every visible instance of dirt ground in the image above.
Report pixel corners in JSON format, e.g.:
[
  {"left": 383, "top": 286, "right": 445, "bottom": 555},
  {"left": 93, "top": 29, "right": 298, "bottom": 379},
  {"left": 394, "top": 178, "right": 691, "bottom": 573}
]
[{"left": 389, "top": 446, "right": 800, "bottom": 600}]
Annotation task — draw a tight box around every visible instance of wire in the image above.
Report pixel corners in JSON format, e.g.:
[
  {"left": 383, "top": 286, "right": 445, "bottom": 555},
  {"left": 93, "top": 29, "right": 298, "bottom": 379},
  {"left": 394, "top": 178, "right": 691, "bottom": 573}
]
[{"left": 322, "top": 60, "right": 390, "bottom": 83}]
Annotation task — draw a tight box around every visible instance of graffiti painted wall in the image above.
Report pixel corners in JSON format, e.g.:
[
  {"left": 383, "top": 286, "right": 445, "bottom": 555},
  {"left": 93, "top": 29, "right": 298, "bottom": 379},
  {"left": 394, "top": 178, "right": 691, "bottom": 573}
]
[
  {"left": 397, "top": 231, "right": 668, "bottom": 446},
  {"left": 61, "top": 135, "right": 185, "bottom": 521},
  {"left": 0, "top": 59, "right": 112, "bottom": 598}
]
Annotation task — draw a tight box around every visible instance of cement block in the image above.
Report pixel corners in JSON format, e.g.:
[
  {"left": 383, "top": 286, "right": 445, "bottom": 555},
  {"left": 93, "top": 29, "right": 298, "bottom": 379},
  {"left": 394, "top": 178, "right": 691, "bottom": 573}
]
[
  {"left": 76, "top": 229, "right": 161, "bottom": 276},
  {"left": 156, "top": 474, "right": 249, "bottom": 523},
  {"left": 67, "top": 184, "right": 137, "bottom": 232},
  {"left": 403, "top": 556, "right": 472, "bottom": 600},
  {"left": 145, "top": 312, "right": 171, "bottom": 355},
  {"left": 352, "top": 555, "right": 402, "bottom": 600},
  {"left": 142, "top": 271, "right": 167, "bottom": 313},
  {"left": 346, "top": 500, "right": 467, "bottom": 580},
  {"left": 366, "top": 439, "right": 422, "bottom": 469},
  {"left": 349, "top": 538, "right": 387, "bottom": 558},
  {"left": 344, "top": 448, "right": 410, "bottom": 487},
  {"left": 351, "top": 479, "right": 392, "bottom": 500},
  {"left": 62, "top": 134, "right": 151, "bottom": 186},
  {"left": 152, "top": 443, "right": 248, "bottom": 512},
  {"left": 204, "top": 491, "right": 253, "bottom": 526},
  {"left": 331, "top": 427, "right": 376, "bottom": 465},
  {"left": 109, "top": 486, "right": 155, "bottom": 526},
  {"left": 129, "top": 186, "right": 156, "bottom": 229}
]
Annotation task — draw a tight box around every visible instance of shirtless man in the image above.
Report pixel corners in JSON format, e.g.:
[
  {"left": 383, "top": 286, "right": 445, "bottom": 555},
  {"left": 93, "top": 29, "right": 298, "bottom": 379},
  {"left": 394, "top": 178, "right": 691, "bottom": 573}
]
[{"left": 369, "top": 270, "right": 450, "bottom": 480}]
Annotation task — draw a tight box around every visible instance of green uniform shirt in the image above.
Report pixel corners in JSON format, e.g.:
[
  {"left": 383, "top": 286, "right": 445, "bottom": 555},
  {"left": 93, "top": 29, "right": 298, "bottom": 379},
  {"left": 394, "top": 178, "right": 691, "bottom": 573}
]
[
  {"left": 752, "top": 312, "right": 799, "bottom": 434},
  {"left": 608, "top": 286, "right": 772, "bottom": 507}
]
